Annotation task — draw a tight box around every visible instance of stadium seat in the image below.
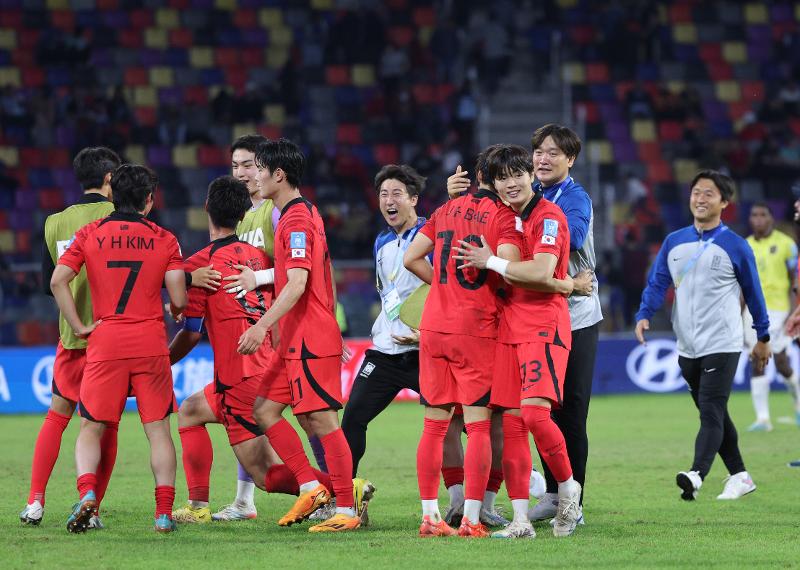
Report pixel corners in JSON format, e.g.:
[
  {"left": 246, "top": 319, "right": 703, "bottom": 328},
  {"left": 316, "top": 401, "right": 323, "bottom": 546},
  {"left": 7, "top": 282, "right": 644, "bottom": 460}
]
[
  {"left": 715, "top": 81, "right": 741, "bottom": 102},
  {"left": 562, "top": 63, "right": 586, "bottom": 84},
  {"left": 172, "top": 145, "right": 198, "bottom": 168},
  {"left": 637, "top": 142, "right": 661, "bottom": 162},
  {"left": 721, "top": 42, "right": 747, "bottom": 63},
  {"left": 647, "top": 160, "right": 673, "bottom": 183},
  {"left": 190, "top": 47, "right": 214, "bottom": 68},
  {"left": 673, "top": 23, "right": 697, "bottom": 43},
  {"left": 743, "top": 3, "right": 768, "bottom": 24},
  {"left": 672, "top": 159, "right": 699, "bottom": 184},
  {"left": 186, "top": 206, "right": 208, "bottom": 231},
  {"left": 631, "top": 120, "right": 656, "bottom": 142},
  {"left": 145, "top": 28, "right": 168, "bottom": 50},
  {"left": 16, "top": 321, "right": 42, "bottom": 346}
]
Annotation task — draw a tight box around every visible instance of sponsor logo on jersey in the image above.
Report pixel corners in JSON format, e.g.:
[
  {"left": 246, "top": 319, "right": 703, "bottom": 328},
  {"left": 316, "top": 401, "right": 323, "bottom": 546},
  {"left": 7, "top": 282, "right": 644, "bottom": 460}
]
[
  {"left": 56, "top": 236, "right": 75, "bottom": 259},
  {"left": 359, "top": 362, "right": 376, "bottom": 377},
  {"left": 542, "top": 219, "right": 558, "bottom": 245}
]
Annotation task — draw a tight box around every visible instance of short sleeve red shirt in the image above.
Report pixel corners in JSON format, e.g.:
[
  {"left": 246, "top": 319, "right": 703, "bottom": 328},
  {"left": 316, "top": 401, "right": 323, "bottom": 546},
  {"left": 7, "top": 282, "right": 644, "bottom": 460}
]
[
  {"left": 273, "top": 197, "right": 341, "bottom": 359},
  {"left": 184, "top": 235, "right": 274, "bottom": 386},
  {"left": 57, "top": 212, "right": 184, "bottom": 362},
  {"left": 498, "top": 195, "right": 572, "bottom": 347},
  {"left": 419, "top": 190, "right": 522, "bottom": 338}
]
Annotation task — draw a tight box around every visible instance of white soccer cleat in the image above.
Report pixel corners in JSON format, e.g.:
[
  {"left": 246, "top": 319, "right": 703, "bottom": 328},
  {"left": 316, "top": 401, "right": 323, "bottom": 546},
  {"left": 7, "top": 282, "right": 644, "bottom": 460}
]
[
  {"left": 747, "top": 420, "right": 773, "bottom": 432},
  {"left": 479, "top": 506, "right": 509, "bottom": 528},
  {"left": 491, "top": 520, "right": 536, "bottom": 539},
  {"left": 528, "top": 493, "right": 558, "bottom": 521},
  {"left": 553, "top": 480, "right": 582, "bottom": 537},
  {"left": 716, "top": 471, "right": 756, "bottom": 500},
  {"left": 88, "top": 515, "right": 105, "bottom": 530},
  {"left": 211, "top": 502, "right": 257, "bottom": 521},
  {"left": 308, "top": 500, "right": 336, "bottom": 522},
  {"left": 529, "top": 467, "right": 547, "bottom": 500},
  {"left": 676, "top": 470, "right": 702, "bottom": 501},
  {"left": 20, "top": 501, "right": 44, "bottom": 526}
]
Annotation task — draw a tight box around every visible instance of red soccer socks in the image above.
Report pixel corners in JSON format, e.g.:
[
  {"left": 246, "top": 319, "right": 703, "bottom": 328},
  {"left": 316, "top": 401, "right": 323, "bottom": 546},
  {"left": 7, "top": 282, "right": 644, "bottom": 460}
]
[
  {"left": 95, "top": 421, "right": 119, "bottom": 506},
  {"left": 501, "top": 414, "right": 532, "bottom": 500},
  {"left": 521, "top": 405, "right": 572, "bottom": 483},
  {"left": 265, "top": 419, "right": 318, "bottom": 487},
  {"left": 319, "top": 429, "right": 354, "bottom": 508},
  {"left": 178, "top": 425, "right": 213, "bottom": 503},
  {"left": 417, "top": 418, "right": 449, "bottom": 500},
  {"left": 28, "top": 410, "right": 71, "bottom": 505},
  {"left": 463, "top": 420, "right": 491, "bottom": 501}
]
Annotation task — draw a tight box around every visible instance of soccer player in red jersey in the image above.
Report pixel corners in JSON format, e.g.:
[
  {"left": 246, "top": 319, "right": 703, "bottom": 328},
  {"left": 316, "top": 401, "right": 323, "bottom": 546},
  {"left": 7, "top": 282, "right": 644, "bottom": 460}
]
[
  {"left": 238, "top": 139, "right": 372, "bottom": 533},
  {"left": 454, "top": 145, "right": 590, "bottom": 538},
  {"left": 402, "top": 159, "right": 523, "bottom": 538},
  {"left": 50, "top": 164, "right": 187, "bottom": 533},
  {"left": 167, "top": 175, "right": 341, "bottom": 522},
  {"left": 21, "top": 147, "right": 121, "bottom": 528}
]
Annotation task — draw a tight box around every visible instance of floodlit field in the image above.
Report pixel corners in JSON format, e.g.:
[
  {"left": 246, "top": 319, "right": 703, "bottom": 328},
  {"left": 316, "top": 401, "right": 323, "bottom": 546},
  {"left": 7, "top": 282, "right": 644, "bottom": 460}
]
[{"left": 2, "top": 393, "right": 798, "bottom": 569}]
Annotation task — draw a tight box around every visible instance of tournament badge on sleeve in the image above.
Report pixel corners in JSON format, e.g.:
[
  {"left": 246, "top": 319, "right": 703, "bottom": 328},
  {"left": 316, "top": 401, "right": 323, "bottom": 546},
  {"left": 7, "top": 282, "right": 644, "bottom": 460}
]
[
  {"left": 290, "top": 232, "right": 306, "bottom": 258},
  {"left": 542, "top": 219, "right": 558, "bottom": 245}
]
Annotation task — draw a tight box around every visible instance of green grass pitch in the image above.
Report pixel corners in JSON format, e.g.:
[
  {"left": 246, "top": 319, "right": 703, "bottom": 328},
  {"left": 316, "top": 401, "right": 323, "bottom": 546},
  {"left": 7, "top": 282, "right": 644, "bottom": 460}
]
[{"left": 1, "top": 392, "right": 798, "bottom": 569}]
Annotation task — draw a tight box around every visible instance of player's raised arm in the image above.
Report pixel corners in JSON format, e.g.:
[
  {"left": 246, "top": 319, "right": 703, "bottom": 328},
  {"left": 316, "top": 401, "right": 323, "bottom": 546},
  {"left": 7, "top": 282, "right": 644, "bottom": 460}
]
[
  {"left": 403, "top": 232, "right": 434, "bottom": 285},
  {"left": 238, "top": 267, "right": 308, "bottom": 355}
]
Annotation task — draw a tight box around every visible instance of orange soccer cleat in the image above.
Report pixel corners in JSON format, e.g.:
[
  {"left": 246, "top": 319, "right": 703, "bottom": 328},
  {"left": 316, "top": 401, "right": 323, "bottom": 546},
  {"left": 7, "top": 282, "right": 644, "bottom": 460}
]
[
  {"left": 457, "top": 518, "right": 490, "bottom": 538},
  {"left": 277, "top": 483, "right": 330, "bottom": 526},
  {"left": 308, "top": 513, "right": 361, "bottom": 533},
  {"left": 418, "top": 515, "right": 458, "bottom": 538}
]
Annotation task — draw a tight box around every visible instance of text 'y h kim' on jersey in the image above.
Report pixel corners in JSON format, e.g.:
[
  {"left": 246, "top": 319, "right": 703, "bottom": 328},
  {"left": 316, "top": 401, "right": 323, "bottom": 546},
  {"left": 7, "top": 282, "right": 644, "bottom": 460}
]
[{"left": 57, "top": 212, "right": 184, "bottom": 363}]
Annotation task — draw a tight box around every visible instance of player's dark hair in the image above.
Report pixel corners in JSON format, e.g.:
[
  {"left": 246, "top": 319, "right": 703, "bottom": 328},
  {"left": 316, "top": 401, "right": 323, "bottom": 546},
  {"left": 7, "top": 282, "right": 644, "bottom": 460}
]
[
  {"left": 231, "top": 134, "right": 268, "bottom": 155},
  {"left": 690, "top": 169, "right": 735, "bottom": 202},
  {"left": 485, "top": 144, "right": 534, "bottom": 183},
  {"left": 475, "top": 144, "right": 502, "bottom": 187},
  {"left": 750, "top": 200, "right": 772, "bottom": 215},
  {"left": 531, "top": 123, "right": 582, "bottom": 160},
  {"left": 374, "top": 164, "right": 426, "bottom": 198},
  {"left": 206, "top": 175, "right": 250, "bottom": 229},
  {"left": 72, "top": 147, "right": 122, "bottom": 190},
  {"left": 254, "top": 138, "right": 304, "bottom": 188},
  {"left": 110, "top": 164, "right": 158, "bottom": 213}
]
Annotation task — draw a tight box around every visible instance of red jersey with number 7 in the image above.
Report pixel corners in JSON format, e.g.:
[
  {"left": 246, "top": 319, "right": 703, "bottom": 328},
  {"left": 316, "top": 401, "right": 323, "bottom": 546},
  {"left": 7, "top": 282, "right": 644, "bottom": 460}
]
[
  {"left": 418, "top": 189, "right": 522, "bottom": 338},
  {"left": 273, "top": 197, "right": 341, "bottom": 360},
  {"left": 183, "top": 235, "right": 274, "bottom": 386},
  {"left": 57, "top": 212, "right": 183, "bottom": 363}
]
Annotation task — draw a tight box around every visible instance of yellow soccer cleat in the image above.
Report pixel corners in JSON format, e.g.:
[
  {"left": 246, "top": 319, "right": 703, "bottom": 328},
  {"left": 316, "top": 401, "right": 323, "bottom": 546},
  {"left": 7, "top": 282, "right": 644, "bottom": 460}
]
[
  {"left": 277, "top": 483, "right": 330, "bottom": 526},
  {"left": 172, "top": 503, "right": 212, "bottom": 524},
  {"left": 352, "top": 478, "right": 376, "bottom": 527},
  {"left": 308, "top": 513, "right": 361, "bottom": 533}
]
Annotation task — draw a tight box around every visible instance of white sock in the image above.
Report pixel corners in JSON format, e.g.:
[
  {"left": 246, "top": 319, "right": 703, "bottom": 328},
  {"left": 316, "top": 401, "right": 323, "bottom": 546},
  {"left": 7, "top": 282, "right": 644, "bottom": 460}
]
[
  {"left": 189, "top": 500, "right": 209, "bottom": 508},
  {"left": 557, "top": 476, "right": 576, "bottom": 496},
  {"left": 235, "top": 480, "right": 255, "bottom": 507},
  {"left": 447, "top": 484, "right": 464, "bottom": 505},
  {"left": 336, "top": 506, "right": 355, "bottom": 517},
  {"left": 511, "top": 498, "right": 529, "bottom": 523},
  {"left": 482, "top": 490, "right": 497, "bottom": 511},
  {"left": 421, "top": 499, "right": 441, "bottom": 520},
  {"left": 463, "top": 499, "right": 482, "bottom": 524},
  {"left": 298, "top": 480, "right": 320, "bottom": 494},
  {"left": 782, "top": 372, "right": 800, "bottom": 410},
  {"left": 750, "top": 374, "right": 771, "bottom": 422}
]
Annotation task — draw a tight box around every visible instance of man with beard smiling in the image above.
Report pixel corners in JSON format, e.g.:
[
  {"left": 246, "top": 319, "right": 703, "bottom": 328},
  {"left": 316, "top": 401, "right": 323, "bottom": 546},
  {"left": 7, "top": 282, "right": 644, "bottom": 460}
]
[{"left": 635, "top": 170, "right": 770, "bottom": 501}]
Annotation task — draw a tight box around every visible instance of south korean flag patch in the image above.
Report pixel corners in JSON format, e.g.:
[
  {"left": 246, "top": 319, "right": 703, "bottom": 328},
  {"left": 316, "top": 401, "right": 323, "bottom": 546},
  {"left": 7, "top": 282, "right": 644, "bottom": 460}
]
[
  {"left": 290, "top": 231, "right": 306, "bottom": 258},
  {"left": 541, "top": 218, "right": 558, "bottom": 245}
]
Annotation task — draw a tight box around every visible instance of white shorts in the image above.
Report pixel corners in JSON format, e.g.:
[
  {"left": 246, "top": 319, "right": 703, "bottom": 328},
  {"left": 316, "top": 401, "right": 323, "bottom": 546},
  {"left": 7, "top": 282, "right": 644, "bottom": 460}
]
[{"left": 743, "top": 309, "right": 791, "bottom": 353}]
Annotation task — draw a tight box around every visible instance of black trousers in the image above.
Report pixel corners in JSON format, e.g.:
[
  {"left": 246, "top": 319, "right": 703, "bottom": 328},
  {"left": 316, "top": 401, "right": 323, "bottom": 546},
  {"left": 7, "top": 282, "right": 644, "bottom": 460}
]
[
  {"left": 541, "top": 322, "right": 599, "bottom": 496},
  {"left": 342, "top": 349, "right": 420, "bottom": 476},
  {"left": 678, "top": 352, "right": 745, "bottom": 479}
]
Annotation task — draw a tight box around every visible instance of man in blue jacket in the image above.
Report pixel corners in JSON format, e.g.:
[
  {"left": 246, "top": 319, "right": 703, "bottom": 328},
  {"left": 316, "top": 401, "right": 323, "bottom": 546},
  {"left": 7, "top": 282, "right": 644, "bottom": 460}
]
[
  {"left": 635, "top": 170, "right": 771, "bottom": 501},
  {"left": 526, "top": 125, "right": 603, "bottom": 523}
]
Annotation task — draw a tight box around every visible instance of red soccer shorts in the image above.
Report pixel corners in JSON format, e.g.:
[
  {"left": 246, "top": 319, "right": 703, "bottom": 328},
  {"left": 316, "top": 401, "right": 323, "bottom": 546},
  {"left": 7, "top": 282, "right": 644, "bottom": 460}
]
[
  {"left": 80, "top": 355, "right": 177, "bottom": 423},
  {"left": 51, "top": 341, "right": 86, "bottom": 403},
  {"left": 262, "top": 355, "right": 342, "bottom": 415},
  {"left": 258, "top": 350, "right": 290, "bottom": 405},
  {"left": 203, "top": 376, "right": 263, "bottom": 446},
  {"left": 492, "top": 341, "right": 569, "bottom": 409},
  {"left": 419, "top": 330, "right": 495, "bottom": 407}
]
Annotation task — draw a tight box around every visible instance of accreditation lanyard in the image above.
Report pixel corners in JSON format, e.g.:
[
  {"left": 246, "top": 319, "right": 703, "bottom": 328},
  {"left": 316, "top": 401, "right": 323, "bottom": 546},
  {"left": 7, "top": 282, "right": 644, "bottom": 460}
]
[
  {"left": 387, "top": 229, "right": 416, "bottom": 284},
  {"left": 541, "top": 176, "right": 574, "bottom": 205},
  {"left": 675, "top": 228, "right": 726, "bottom": 288}
]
